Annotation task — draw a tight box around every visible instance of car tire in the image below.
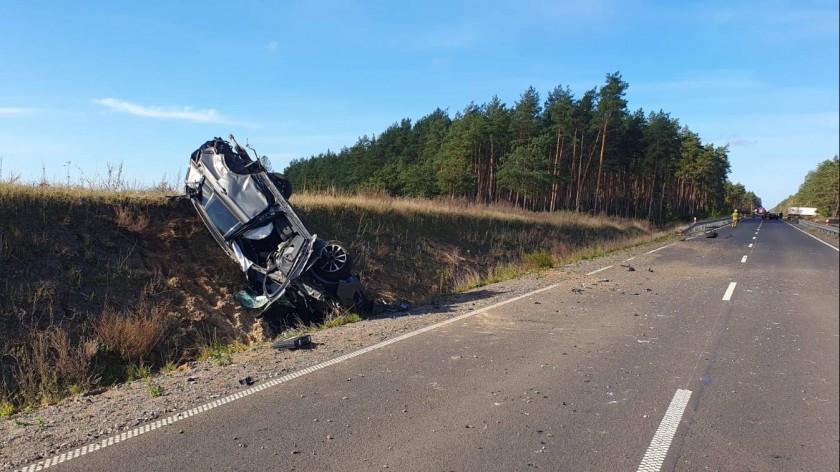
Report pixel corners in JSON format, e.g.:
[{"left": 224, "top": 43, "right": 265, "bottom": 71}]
[
  {"left": 269, "top": 173, "right": 293, "bottom": 200},
  {"left": 314, "top": 241, "right": 353, "bottom": 281}
]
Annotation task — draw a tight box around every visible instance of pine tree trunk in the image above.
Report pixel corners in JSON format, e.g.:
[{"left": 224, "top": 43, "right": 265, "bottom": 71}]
[{"left": 595, "top": 116, "right": 608, "bottom": 213}]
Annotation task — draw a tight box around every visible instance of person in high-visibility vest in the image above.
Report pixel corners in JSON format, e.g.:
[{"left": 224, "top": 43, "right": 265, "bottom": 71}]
[{"left": 731, "top": 209, "right": 739, "bottom": 227}]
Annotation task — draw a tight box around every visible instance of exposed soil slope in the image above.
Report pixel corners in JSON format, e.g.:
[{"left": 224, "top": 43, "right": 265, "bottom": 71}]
[{"left": 0, "top": 185, "right": 655, "bottom": 412}]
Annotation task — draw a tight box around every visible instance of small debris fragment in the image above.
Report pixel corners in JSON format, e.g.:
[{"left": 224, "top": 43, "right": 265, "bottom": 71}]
[
  {"left": 272, "top": 335, "right": 311, "bottom": 351},
  {"left": 626, "top": 266, "right": 636, "bottom": 272},
  {"left": 238, "top": 376, "right": 254, "bottom": 386}
]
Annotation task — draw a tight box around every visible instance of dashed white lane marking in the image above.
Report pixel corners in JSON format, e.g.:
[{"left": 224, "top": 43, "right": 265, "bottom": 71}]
[
  {"left": 19, "top": 282, "right": 564, "bottom": 472},
  {"left": 586, "top": 265, "right": 613, "bottom": 275},
  {"left": 740, "top": 255, "right": 748, "bottom": 263},
  {"left": 722, "top": 282, "right": 737, "bottom": 301},
  {"left": 637, "top": 389, "right": 692, "bottom": 472},
  {"left": 646, "top": 243, "right": 675, "bottom": 254},
  {"left": 748, "top": 243, "right": 753, "bottom": 248},
  {"left": 752, "top": 236, "right": 756, "bottom": 240},
  {"left": 587, "top": 241, "right": 673, "bottom": 276}
]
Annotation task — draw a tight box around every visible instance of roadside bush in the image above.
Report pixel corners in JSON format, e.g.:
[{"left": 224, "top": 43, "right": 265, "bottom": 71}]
[
  {"left": 5, "top": 327, "right": 96, "bottom": 408},
  {"left": 521, "top": 250, "right": 555, "bottom": 270},
  {"left": 94, "top": 295, "right": 172, "bottom": 366}
]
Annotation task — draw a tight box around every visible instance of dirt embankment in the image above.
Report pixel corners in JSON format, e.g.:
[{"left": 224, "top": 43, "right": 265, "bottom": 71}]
[{"left": 0, "top": 185, "right": 655, "bottom": 412}]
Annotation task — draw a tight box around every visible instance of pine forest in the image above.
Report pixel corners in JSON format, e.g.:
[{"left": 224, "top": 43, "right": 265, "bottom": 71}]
[{"left": 284, "top": 72, "right": 761, "bottom": 225}]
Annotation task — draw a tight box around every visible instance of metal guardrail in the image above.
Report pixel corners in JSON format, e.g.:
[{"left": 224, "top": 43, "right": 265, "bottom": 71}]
[
  {"left": 682, "top": 217, "right": 732, "bottom": 235},
  {"left": 798, "top": 220, "right": 840, "bottom": 237}
]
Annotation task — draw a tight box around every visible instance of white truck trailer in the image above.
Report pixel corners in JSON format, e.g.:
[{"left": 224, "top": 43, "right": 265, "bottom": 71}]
[{"left": 787, "top": 206, "right": 818, "bottom": 216}]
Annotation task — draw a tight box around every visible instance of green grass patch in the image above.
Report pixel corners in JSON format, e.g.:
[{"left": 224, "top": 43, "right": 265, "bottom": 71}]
[
  {"left": 319, "top": 312, "right": 362, "bottom": 330},
  {"left": 0, "top": 401, "right": 14, "bottom": 419},
  {"left": 144, "top": 379, "right": 164, "bottom": 398},
  {"left": 521, "top": 250, "right": 555, "bottom": 270},
  {"left": 126, "top": 364, "right": 152, "bottom": 382}
]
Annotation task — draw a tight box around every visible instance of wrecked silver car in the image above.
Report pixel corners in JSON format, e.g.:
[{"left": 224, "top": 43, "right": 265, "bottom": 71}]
[{"left": 185, "top": 135, "right": 369, "bottom": 316}]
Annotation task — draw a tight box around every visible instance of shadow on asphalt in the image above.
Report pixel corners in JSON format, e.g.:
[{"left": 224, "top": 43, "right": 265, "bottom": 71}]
[{"left": 367, "top": 288, "right": 504, "bottom": 320}]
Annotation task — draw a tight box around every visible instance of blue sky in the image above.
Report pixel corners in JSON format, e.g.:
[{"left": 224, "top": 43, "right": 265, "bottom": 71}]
[{"left": 1, "top": 0, "right": 837, "bottom": 208}]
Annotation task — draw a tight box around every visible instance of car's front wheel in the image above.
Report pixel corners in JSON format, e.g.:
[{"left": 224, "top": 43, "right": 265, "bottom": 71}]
[{"left": 314, "top": 241, "right": 353, "bottom": 281}]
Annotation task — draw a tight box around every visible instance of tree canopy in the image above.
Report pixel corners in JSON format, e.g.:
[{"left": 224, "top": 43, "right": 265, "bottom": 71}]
[
  {"left": 775, "top": 156, "right": 840, "bottom": 217},
  {"left": 284, "top": 72, "right": 758, "bottom": 224}
]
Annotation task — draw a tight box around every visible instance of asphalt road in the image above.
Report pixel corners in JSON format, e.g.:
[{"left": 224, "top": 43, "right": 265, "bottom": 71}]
[{"left": 33, "top": 217, "right": 839, "bottom": 472}]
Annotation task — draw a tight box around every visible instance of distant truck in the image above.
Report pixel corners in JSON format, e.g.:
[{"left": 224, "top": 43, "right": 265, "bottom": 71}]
[{"left": 787, "top": 207, "right": 818, "bottom": 217}]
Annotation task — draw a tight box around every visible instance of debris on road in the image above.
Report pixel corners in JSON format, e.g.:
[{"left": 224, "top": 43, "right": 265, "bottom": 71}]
[
  {"left": 238, "top": 376, "right": 255, "bottom": 386},
  {"left": 272, "top": 335, "right": 312, "bottom": 351}
]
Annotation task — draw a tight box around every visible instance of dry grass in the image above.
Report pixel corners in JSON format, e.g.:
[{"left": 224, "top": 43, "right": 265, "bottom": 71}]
[
  {"left": 0, "top": 181, "right": 670, "bottom": 413},
  {"left": 292, "top": 190, "right": 651, "bottom": 231},
  {"left": 94, "top": 296, "right": 172, "bottom": 366},
  {"left": 4, "top": 327, "right": 97, "bottom": 407},
  {"left": 114, "top": 205, "right": 150, "bottom": 233}
]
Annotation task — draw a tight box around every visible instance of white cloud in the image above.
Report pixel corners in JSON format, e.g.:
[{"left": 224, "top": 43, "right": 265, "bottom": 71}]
[
  {"left": 0, "top": 107, "right": 35, "bottom": 116},
  {"left": 724, "top": 137, "right": 757, "bottom": 147},
  {"left": 93, "top": 98, "right": 226, "bottom": 123}
]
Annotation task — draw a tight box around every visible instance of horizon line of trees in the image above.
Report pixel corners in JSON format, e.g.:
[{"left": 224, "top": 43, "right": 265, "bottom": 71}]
[
  {"left": 283, "top": 72, "right": 760, "bottom": 225},
  {"left": 774, "top": 155, "right": 839, "bottom": 217}
]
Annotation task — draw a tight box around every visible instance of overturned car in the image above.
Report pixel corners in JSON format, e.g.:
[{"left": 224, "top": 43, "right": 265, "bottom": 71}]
[{"left": 185, "top": 135, "right": 369, "bottom": 316}]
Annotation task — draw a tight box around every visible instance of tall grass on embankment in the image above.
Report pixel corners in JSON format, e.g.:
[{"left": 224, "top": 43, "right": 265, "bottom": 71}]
[{"left": 0, "top": 182, "right": 668, "bottom": 414}]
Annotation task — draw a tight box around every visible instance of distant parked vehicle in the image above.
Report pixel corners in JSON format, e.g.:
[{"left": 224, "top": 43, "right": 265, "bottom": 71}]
[
  {"left": 788, "top": 207, "right": 818, "bottom": 217},
  {"left": 184, "top": 135, "right": 370, "bottom": 316}
]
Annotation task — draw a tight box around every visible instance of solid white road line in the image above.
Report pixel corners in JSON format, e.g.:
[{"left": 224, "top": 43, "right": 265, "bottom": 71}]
[
  {"left": 740, "top": 255, "right": 748, "bottom": 263},
  {"left": 586, "top": 265, "right": 613, "bottom": 276},
  {"left": 722, "top": 282, "right": 737, "bottom": 301},
  {"left": 784, "top": 221, "right": 840, "bottom": 251},
  {"left": 19, "top": 282, "right": 565, "bottom": 471},
  {"left": 637, "top": 389, "right": 693, "bottom": 472}
]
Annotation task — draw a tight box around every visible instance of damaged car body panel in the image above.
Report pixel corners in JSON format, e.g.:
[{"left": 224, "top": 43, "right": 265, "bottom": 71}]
[{"left": 185, "top": 136, "right": 368, "bottom": 315}]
